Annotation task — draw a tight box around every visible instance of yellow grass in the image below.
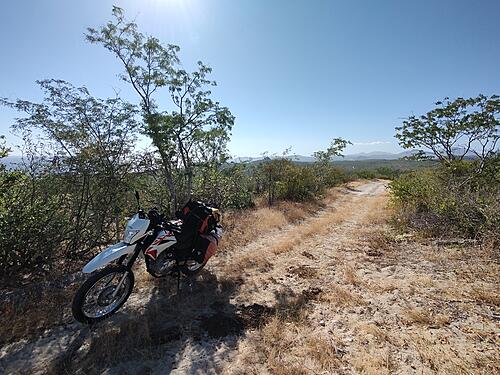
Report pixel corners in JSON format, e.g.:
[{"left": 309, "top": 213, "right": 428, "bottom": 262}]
[
  {"left": 221, "top": 206, "right": 288, "bottom": 253},
  {"left": 320, "top": 284, "right": 365, "bottom": 307},
  {"left": 404, "top": 306, "right": 450, "bottom": 328}
]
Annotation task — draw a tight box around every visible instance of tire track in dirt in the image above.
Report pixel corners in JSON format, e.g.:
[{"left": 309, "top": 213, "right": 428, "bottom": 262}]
[
  {"left": 210, "top": 180, "right": 388, "bottom": 308},
  {"left": 220, "top": 180, "right": 499, "bottom": 375},
  {"left": 164, "top": 180, "right": 391, "bottom": 374}
]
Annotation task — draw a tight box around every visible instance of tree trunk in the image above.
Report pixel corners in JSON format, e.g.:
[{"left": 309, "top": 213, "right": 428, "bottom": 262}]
[
  {"left": 186, "top": 168, "right": 193, "bottom": 200},
  {"left": 156, "top": 148, "right": 177, "bottom": 216}
]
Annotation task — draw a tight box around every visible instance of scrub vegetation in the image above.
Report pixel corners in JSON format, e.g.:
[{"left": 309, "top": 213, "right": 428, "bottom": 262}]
[{"left": 391, "top": 95, "right": 499, "bottom": 246}]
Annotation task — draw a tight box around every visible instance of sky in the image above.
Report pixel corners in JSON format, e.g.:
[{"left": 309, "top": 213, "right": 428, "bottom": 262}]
[{"left": 1, "top": 0, "right": 499, "bottom": 157}]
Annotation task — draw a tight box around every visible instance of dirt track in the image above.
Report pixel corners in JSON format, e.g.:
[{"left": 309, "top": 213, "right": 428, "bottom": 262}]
[{"left": 1, "top": 180, "right": 498, "bottom": 374}]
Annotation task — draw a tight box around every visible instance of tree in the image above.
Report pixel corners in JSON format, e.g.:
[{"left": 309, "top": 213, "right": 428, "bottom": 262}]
[
  {"left": 86, "top": 6, "right": 234, "bottom": 212},
  {"left": 1, "top": 79, "right": 140, "bottom": 255},
  {"left": 0, "top": 136, "right": 9, "bottom": 160},
  {"left": 395, "top": 95, "right": 499, "bottom": 167},
  {"left": 313, "top": 137, "right": 351, "bottom": 190},
  {"left": 313, "top": 137, "right": 352, "bottom": 164}
]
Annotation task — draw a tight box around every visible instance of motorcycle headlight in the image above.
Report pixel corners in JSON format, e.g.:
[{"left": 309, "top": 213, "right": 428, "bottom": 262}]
[{"left": 124, "top": 229, "right": 140, "bottom": 243}]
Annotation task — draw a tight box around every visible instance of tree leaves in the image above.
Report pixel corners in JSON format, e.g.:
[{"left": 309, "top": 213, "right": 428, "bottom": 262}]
[
  {"left": 395, "top": 95, "right": 499, "bottom": 165},
  {"left": 87, "top": 7, "right": 234, "bottom": 206}
]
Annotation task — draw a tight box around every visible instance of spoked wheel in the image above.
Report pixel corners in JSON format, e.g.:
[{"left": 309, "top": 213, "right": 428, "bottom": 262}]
[
  {"left": 180, "top": 260, "right": 207, "bottom": 276},
  {"left": 72, "top": 265, "right": 134, "bottom": 324}
]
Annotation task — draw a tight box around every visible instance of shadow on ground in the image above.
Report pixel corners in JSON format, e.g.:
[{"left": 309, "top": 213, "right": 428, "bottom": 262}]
[{"left": 36, "top": 269, "right": 274, "bottom": 375}]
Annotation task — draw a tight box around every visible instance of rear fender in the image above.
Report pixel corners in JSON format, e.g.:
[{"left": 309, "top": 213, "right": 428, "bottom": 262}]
[{"left": 82, "top": 242, "right": 136, "bottom": 273}]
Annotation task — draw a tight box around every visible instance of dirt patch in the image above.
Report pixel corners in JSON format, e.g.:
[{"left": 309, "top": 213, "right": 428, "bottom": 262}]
[
  {"left": 200, "top": 313, "right": 243, "bottom": 338},
  {"left": 237, "top": 303, "right": 276, "bottom": 329},
  {"left": 200, "top": 303, "right": 275, "bottom": 338},
  {"left": 301, "top": 250, "right": 316, "bottom": 260},
  {"left": 301, "top": 286, "right": 322, "bottom": 300},
  {"left": 148, "top": 324, "right": 182, "bottom": 345},
  {"left": 288, "top": 265, "right": 318, "bottom": 279}
]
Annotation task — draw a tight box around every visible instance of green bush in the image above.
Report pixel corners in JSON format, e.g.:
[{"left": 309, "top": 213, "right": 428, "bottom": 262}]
[
  {"left": 258, "top": 159, "right": 350, "bottom": 204},
  {"left": 0, "top": 171, "right": 66, "bottom": 275},
  {"left": 389, "top": 159, "right": 500, "bottom": 242},
  {"left": 353, "top": 167, "right": 401, "bottom": 180},
  {"left": 274, "top": 165, "right": 318, "bottom": 202},
  {"left": 193, "top": 164, "right": 254, "bottom": 209}
]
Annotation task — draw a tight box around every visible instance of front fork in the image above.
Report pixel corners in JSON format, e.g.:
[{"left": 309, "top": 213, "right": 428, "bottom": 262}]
[
  {"left": 112, "top": 271, "right": 129, "bottom": 298},
  {"left": 111, "top": 242, "right": 144, "bottom": 298}
]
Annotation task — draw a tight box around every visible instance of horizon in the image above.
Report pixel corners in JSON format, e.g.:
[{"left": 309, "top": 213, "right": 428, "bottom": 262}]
[{"left": 1, "top": 0, "right": 499, "bottom": 157}]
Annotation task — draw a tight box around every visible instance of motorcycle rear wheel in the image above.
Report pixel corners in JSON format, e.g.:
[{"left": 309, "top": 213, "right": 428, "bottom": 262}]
[{"left": 72, "top": 265, "right": 134, "bottom": 324}]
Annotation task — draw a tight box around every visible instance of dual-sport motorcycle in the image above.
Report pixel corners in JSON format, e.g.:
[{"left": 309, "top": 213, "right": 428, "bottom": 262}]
[{"left": 71, "top": 192, "right": 222, "bottom": 324}]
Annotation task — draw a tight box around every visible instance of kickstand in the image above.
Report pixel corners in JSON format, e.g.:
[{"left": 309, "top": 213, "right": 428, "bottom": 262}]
[
  {"left": 176, "top": 270, "right": 181, "bottom": 292},
  {"left": 175, "top": 260, "right": 181, "bottom": 293}
]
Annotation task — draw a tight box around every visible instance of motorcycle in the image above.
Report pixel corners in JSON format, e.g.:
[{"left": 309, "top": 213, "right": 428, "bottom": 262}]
[{"left": 71, "top": 192, "right": 222, "bottom": 324}]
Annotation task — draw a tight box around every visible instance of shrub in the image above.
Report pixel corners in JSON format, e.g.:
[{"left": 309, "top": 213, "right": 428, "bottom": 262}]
[
  {"left": 389, "top": 159, "right": 500, "bottom": 243},
  {"left": 352, "top": 167, "right": 402, "bottom": 180},
  {"left": 275, "top": 165, "right": 318, "bottom": 202},
  {"left": 0, "top": 171, "right": 66, "bottom": 276},
  {"left": 193, "top": 164, "right": 255, "bottom": 209},
  {"left": 258, "top": 159, "right": 349, "bottom": 205}
]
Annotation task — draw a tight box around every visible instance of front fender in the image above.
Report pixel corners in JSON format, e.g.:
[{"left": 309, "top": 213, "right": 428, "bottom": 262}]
[{"left": 83, "top": 242, "right": 136, "bottom": 273}]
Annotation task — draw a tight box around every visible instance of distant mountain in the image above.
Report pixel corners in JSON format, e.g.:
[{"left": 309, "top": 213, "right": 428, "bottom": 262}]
[
  {"left": 333, "top": 150, "right": 431, "bottom": 161},
  {"left": 229, "top": 150, "right": 433, "bottom": 164},
  {"left": 287, "top": 154, "right": 317, "bottom": 163},
  {"left": 0, "top": 155, "right": 24, "bottom": 169}
]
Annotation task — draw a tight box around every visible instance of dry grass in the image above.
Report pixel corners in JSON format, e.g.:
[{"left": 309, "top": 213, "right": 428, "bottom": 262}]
[
  {"left": 238, "top": 315, "right": 343, "bottom": 374},
  {"left": 360, "top": 193, "right": 391, "bottom": 224},
  {"left": 288, "top": 265, "right": 317, "bottom": 279},
  {"left": 410, "top": 275, "right": 436, "bottom": 288},
  {"left": 228, "top": 182, "right": 499, "bottom": 375},
  {"left": 351, "top": 346, "right": 393, "bottom": 375},
  {"left": 221, "top": 207, "right": 288, "bottom": 252},
  {"left": 364, "top": 230, "right": 398, "bottom": 254},
  {"left": 342, "top": 262, "right": 361, "bottom": 285},
  {"left": 355, "top": 322, "right": 393, "bottom": 344},
  {"left": 271, "top": 200, "right": 349, "bottom": 255},
  {"left": 223, "top": 253, "right": 274, "bottom": 276},
  {"left": 320, "top": 284, "right": 365, "bottom": 307},
  {"left": 409, "top": 332, "right": 491, "bottom": 374},
  {"left": 403, "top": 306, "right": 450, "bottom": 328},
  {"left": 221, "top": 197, "right": 328, "bottom": 254},
  {"left": 469, "top": 285, "right": 500, "bottom": 306},
  {"left": 304, "top": 336, "right": 343, "bottom": 371},
  {"left": 5, "top": 181, "right": 500, "bottom": 375},
  {"left": 274, "top": 201, "right": 316, "bottom": 223},
  {"left": 0, "top": 287, "right": 75, "bottom": 346}
]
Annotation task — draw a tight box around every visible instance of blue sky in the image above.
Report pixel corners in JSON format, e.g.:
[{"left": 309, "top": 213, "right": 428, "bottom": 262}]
[{"left": 1, "top": 0, "right": 499, "bottom": 156}]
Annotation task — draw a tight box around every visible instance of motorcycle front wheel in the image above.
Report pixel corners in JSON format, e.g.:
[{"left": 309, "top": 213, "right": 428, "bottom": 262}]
[{"left": 72, "top": 265, "right": 134, "bottom": 324}]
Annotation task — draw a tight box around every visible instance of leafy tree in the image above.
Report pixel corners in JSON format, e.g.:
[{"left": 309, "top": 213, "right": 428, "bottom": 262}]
[
  {"left": 313, "top": 137, "right": 352, "bottom": 164},
  {"left": 313, "top": 137, "right": 351, "bottom": 189},
  {"left": 1, "top": 80, "right": 140, "bottom": 255},
  {"left": 258, "top": 149, "right": 294, "bottom": 206},
  {"left": 86, "top": 6, "right": 234, "bottom": 212},
  {"left": 0, "top": 136, "right": 9, "bottom": 160},
  {"left": 395, "top": 95, "right": 499, "bottom": 167}
]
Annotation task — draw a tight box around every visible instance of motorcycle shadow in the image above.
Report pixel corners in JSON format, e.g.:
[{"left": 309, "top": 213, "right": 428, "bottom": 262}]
[{"left": 51, "top": 269, "right": 252, "bottom": 374}]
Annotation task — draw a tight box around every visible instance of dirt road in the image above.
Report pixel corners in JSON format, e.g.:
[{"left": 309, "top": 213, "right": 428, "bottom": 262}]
[{"left": 1, "top": 180, "right": 498, "bottom": 374}]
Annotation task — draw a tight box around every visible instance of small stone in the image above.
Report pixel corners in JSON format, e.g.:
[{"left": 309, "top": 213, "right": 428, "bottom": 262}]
[{"left": 319, "top": 320, "right": 325, "bottom": 326}]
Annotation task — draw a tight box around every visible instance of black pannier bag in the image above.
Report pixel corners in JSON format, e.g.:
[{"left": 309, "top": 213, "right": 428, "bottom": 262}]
[{"left": 175, "top": 200, "right": 218, "bottom": 251}]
